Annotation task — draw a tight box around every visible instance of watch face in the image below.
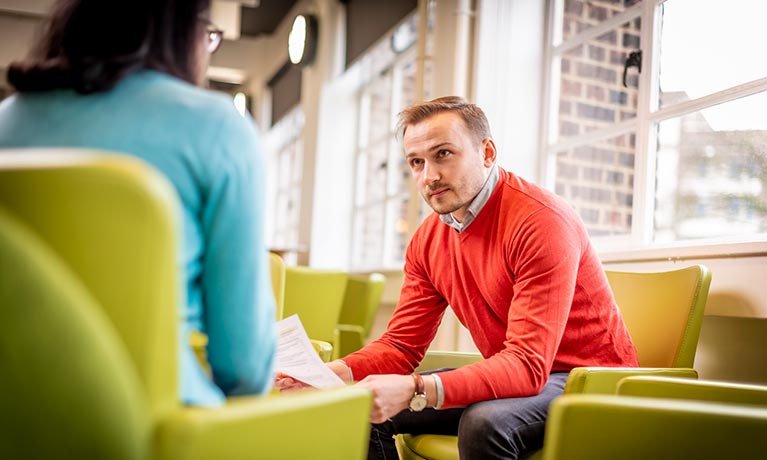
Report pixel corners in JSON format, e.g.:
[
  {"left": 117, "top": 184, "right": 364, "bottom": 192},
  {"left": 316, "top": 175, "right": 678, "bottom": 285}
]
[{"left": 409, "top": 394, "right": 428, "bottom": 412}]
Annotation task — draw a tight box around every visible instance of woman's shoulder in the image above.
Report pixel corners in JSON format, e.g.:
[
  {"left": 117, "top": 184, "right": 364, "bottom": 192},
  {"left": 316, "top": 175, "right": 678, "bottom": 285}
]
[
  {"left": 128, "top": 71, "right": 238, "bottom": 116},
  {"left": 125, "top": 70, "right": 259, "bottom": 144}
]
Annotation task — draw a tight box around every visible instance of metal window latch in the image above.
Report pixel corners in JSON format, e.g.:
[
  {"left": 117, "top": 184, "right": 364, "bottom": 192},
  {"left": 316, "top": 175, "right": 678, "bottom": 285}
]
[{"left": 622, "top": 50, "right": 642, "bottom": 88}]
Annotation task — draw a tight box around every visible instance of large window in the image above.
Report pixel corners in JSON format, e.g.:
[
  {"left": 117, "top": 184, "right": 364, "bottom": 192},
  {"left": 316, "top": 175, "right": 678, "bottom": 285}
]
[
  {"left": 350, "top": 11, "right": 426, "bottom": 270},
  {"left": 544, "top": 0, "right": 767, "bottom": 250},
  {"left": 265, "top": 107, "right": 304, "bottom": 264}
]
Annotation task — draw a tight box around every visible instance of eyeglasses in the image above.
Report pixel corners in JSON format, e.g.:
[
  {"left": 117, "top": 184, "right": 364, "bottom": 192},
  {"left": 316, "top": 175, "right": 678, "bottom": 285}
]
[{"left": 199, "top": 16, "right": 224, "bottom": 54}]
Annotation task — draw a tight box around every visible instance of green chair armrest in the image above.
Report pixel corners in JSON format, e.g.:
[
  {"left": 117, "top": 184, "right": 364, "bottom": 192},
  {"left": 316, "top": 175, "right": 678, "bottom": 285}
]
[
  {"left": 564, "top": 367, "right": 698, "bottom": 395},
  {"left": 617, "top": 376, "right": 767, "bottom": 405},
  {"left": 311, "top": 339, "right": 333, "bottom": 363},
  {"left": 335, "top": 324, "right": 366, "bottom": 359},
  {"left": 157, "top": 386, "right": 371, "bottom": 460},
  {"left": 416, "top": 351, "right": 483, "bottom": 372},
  {"left": 397, "top": 434, "right": 459, "bottom": 460},
  {"left": 544, "top": 394, "right": 767, "bottom": 460}
]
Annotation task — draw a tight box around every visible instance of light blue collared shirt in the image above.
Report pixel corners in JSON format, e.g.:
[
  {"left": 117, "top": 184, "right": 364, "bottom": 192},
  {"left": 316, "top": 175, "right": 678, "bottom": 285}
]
[{"left": 439, "top": 162, "right": 499, "bottom": 232}]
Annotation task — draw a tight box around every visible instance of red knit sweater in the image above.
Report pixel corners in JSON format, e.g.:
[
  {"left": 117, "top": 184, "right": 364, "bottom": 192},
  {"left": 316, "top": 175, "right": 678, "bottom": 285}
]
[{"left": 344, "top": 167, "right": 638, "bottom": 408}]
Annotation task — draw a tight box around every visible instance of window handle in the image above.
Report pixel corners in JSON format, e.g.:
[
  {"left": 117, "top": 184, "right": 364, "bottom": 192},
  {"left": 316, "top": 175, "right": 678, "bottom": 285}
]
[{"left": 622, "top": 50, "right": 642, "bottom": 88}]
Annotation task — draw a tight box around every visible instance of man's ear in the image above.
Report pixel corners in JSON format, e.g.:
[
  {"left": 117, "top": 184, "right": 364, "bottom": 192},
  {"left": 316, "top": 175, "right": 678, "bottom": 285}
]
[{"left": 482, "top": 138, "right": 497, "bottom": 167}]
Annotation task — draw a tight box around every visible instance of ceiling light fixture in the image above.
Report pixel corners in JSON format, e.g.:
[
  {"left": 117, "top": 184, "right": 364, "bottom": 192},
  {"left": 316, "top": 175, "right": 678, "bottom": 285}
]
[{"left": 288, "top": 14, "right": 319, "bottom": 66}]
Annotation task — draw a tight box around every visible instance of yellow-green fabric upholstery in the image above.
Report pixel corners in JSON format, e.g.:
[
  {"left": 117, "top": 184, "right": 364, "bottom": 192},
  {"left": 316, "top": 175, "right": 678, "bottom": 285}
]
[
  {"left": 0, "top": 150, "right": 180, "bottom": 419},
  {"left": 397, "top": 265, "right": 712, "bottom": 460},
  {"left": 543, "top": 394, "right": 766, "bottom": 460},
  {"left": 156, "top": 386, "right": 372, "bottom": 460},
  {"left": 0, "top": 150, "right": 371, "bottom": 460},
  {"left": 617, "top": 375, "right": 767, "bottom": 405},
  {"left": 415, "top": 351, "right": 484, "bottom": 372},
  {"left": 283, "top": 265, "right": 348, "bottom": 350},
  {"left": 270, "top": 252, "right": 287, "bottom": 320},
  {"left": 0, "top": 206, "right": 150, "bottom": 460},
  {"left": 336, "top": 273, "right": 386, "bottom": 359},
  {"left": 544, "top": 377, "right": 767, "bottom": 460},
  {"left": 607, "top": 265, "right": 710, "bottom": 368},
  {"left": 562, "top": 264, "right": 711, "bottom": 394}
]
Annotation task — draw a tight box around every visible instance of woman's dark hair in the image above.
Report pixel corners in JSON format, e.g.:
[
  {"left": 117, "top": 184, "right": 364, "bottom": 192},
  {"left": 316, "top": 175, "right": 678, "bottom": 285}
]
[{"left": 7, "top": 0, "right": 211, "bottom": 94}]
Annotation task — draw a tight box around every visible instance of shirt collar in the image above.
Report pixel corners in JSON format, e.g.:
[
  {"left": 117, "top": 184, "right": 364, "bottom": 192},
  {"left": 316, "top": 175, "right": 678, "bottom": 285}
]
[{"left": 439, "top": 162, "right": 499, "bottom": 233}]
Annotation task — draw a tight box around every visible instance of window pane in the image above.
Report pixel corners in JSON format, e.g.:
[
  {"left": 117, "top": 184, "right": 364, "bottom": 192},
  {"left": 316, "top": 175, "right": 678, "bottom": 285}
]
[
  {"left": 291, "top": 139, "right": 303, "bottom": 182},
  {"left": 654, "top": 92, "right": 767, "bottom": 242},
  {"left": 554, "top": 133, "right": 636, "bottom": 237},
  {"left": 367, "top": 144, "right": 388, "bottom": 203},
  {"left": 355, "top": 145, "right": 388, "bottom": 207},
  {"left": 658, "top": 0, "right": 767, "bottom": 108},
  {"left": 561, "top": 0, "right": 641, "bottom": 41},
  {"left": 556, "top": 22, "right": 641, "bottom": 142},
  {"left": 385, "top": 195, "right": 410, "bottom": 267},
  {"left": 352, "top": 205, "right": 385, "bottom": 268},
  {"left": 387, "top": 139, "right": 410, "bottom": 196},
  {"left": 368, "top": 73, "right": 393, "bottom": 145},
  {"left": 400, "top": 59, "right": 418, "bottom": 109}
]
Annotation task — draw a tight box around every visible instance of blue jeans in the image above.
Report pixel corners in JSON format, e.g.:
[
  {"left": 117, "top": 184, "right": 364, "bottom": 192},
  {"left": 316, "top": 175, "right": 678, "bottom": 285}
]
[{"left": 368, "top": 372, "right": 569, "bottom": 460}]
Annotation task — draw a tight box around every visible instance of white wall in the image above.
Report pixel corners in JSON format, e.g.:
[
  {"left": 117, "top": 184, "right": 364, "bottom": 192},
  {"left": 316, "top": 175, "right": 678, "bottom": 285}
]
[
  {"left": 0, "top": 13, "right": 41, "bottom": 71},
  {"left": 0, "top": 0, "right": 54, "bottom": 16},
  {"left": 473, "top": 0, "right": 546, "bottom": 183}
]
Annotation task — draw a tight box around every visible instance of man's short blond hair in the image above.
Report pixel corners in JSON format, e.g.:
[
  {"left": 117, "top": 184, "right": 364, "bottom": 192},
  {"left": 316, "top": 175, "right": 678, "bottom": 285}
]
[{"left": 396, "top": 96, "right": 492, "bottom": 146}]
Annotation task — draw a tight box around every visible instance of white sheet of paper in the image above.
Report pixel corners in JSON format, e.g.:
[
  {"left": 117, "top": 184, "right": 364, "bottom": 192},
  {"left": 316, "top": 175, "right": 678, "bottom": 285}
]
[{"left": 275, "top": 314, "right": 345, "bottom": 389}]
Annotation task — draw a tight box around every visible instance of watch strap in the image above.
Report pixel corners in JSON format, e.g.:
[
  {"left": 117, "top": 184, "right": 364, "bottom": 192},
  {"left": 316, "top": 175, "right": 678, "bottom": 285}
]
[{"left": 412, "top": 373, "right": 425, "bottom": 396}]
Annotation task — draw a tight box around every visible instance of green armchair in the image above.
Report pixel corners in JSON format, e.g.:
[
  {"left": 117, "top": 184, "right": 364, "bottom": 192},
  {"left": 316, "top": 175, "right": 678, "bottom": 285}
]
[
  {"left": 543, "top": 376, "right": 767, "bottom": 459},
  {"left": 397, "top": 264, "right": 712, "bottom": 460},
  {"left": 0, "top": 150, "right": 371, "bottom": 460},
  {"left": 270, "top": 252, "right": 287, "bottom": 320},
  {"left": 283, "top": 265, "right": 348, "bottom": 362},
  {"left": 335, "top": 272, "right": 386, "bottom": 359}
]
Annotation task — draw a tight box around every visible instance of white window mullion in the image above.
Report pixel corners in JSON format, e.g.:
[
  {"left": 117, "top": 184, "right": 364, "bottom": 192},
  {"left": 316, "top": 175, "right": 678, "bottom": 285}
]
[
  {"left": 381, "top": 64, "right": 401, "bottom": 268},
  {"left": 649, "top": 77, "right": 767, "bottom": 124},
  {"left": 548, "top": 118, "right": 638, "bottom": 153},
  {"left": 539, "top": 0, "right": 560, "bottom": 187},
  {"left": 631, "top": 0, "right": 664, "bottom": 246},
  {"left": 552, "top": 2, "right": 643, "bottom": 54}
]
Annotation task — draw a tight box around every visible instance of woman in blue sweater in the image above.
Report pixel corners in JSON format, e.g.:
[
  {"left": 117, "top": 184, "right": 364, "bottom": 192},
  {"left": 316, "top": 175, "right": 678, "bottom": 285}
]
[{"left": 0, "top": 0, "right": 275, "bottom": 406}]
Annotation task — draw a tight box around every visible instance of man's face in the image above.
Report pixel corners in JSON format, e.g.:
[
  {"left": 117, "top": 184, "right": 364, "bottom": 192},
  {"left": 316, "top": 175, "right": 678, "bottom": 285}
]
[{"left": 403, "top": 111, "right": 496, "bottom": 221}]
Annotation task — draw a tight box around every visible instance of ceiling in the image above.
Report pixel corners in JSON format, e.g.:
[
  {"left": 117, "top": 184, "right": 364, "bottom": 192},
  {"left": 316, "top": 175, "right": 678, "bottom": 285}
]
[
  {"left": 240, "top": 0, "right": 299, "bottom": 37},
  {"left": 0, "top": 0, "right": 300, "bottom": 38}
]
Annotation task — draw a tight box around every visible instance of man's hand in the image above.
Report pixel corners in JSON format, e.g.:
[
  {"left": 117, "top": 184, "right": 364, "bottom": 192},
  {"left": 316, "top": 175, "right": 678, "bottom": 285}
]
[
  {"left": 274, "top": 372, "right": 311, "bottom": 392},
  {"left": 275, "top": 360, "right": 354, "bottom": 392},
  {"left": 356, "top": 374, "right": 416, "bottom": 424}
]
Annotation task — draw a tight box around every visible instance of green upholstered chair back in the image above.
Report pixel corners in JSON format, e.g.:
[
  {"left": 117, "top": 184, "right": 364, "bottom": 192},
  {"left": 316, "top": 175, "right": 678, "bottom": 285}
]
[
  {"left": 617, "top": 376, "right": 767, "bottom": 406},
  {"left": 0, "top": 205, "right": 151, "bottom": 460},
  {"left": 605, "top": 265, "right": 711, "bottom": 368},
  {"left": 269, "top": 252, "right": 286, "bottom": 320},
  {"left": 338, "top": 273, "right": 386, "bottom": 338},
  {"left": 0, "top": 150, "right": 181, "bottom": 419},
  {"left": 283, "top": 266, "right": 348, "bottom": 344},
  {"left": 544, "top": 393, "right": 767, "bottom": 460}
]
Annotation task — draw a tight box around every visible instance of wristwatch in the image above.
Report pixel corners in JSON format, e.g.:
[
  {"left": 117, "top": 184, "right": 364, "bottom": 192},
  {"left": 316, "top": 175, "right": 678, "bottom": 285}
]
[{"left": 408, "top": 373, "right": 428, "bottom": 412}]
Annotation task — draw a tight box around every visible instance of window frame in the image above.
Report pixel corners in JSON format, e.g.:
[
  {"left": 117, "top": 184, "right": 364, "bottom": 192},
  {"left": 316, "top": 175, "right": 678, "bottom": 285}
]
[
  {"left": 350, "top": 45, "right": 419, "bottom": 271},
  {"left": 264, "top": 105, "right": 305, "bottom": 263},
  {"left": 540, "top": 0, "right": 767, "bottom": 257}
]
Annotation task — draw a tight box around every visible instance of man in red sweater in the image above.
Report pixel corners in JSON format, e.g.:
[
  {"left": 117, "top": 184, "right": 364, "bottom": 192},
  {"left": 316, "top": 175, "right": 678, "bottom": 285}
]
[{"left": 280, "top": 96, "right": 638, "bottom": 459}]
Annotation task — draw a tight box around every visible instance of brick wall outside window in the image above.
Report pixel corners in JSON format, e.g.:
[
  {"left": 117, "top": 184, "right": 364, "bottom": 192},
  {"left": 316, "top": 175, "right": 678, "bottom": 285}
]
[{"left": 555, "top": 0, "right": 641, "bottom": 236}]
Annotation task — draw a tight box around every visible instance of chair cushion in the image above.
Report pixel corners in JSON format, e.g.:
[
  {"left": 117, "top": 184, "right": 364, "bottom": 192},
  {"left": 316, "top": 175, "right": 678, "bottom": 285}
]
[{"left": 0, "top": 207, "right": 150, "bottom": 460}]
